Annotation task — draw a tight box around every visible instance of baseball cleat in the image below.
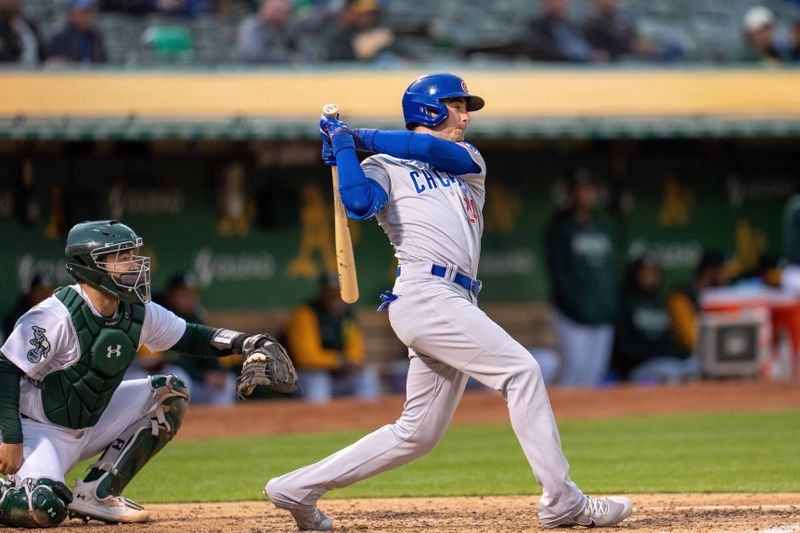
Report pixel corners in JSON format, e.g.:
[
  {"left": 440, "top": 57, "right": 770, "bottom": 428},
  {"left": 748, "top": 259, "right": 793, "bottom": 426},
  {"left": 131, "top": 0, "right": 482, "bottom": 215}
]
[
  {"left": 277, "top": 503, "right": 332, "bottom": 531},
  {"left": 265, "top": 480, "right": 332, "bottom": 531},
  {"left": 68, "top": 479, "right": 150, "bottom": 524},
  {"left": 545, "top": 496, "right": 632, "bottom": 528}
]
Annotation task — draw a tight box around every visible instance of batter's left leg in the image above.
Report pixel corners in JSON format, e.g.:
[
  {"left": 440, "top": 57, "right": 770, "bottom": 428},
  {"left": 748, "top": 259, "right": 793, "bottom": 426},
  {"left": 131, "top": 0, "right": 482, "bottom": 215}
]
[
  {"left": 266, "top": 351, "right": 468, "bottom": 528},
  {"left": 388, "top": 282, "right": 588, "bottom": 526}
]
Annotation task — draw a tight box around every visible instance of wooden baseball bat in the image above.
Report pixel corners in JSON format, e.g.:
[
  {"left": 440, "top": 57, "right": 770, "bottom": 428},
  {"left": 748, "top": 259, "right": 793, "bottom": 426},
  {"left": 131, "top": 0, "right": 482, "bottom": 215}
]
[{"left": 322, "top": 103, "right": 359, "bottom": 303}]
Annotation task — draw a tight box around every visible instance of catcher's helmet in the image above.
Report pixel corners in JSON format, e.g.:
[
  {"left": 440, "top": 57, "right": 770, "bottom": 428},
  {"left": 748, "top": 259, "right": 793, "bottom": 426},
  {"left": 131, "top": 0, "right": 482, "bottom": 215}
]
[
  {"left": 402, "top": 73, "right": 485, "bottom": 130},
  {"left": 65, "top": 220, "right": 151, "bottom": 304}
]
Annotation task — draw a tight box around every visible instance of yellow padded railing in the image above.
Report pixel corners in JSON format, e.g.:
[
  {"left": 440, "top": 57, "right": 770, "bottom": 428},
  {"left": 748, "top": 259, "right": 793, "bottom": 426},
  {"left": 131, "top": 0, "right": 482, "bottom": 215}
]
[{"left": 1, "top": 69, "right": 799, "bottom": 119}]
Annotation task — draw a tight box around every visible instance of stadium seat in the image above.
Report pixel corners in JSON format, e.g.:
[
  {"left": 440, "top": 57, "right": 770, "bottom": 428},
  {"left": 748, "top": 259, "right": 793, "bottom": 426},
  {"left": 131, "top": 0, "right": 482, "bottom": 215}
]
[
  {"left": 141, "top": 24, "right": 194, "bottom": 65},
  {"left": 96, "top": 14, "right": 145, "bottom": 65},
  {"left": 191, "top": 16, "right": 239, "bottom": 66}
]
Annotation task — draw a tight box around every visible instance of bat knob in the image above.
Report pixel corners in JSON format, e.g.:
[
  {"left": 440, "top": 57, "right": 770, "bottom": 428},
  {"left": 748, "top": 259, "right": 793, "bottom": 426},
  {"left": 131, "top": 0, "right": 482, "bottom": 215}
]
[{"left": 322, "top": 104, "right": 339, "bottom": 118}]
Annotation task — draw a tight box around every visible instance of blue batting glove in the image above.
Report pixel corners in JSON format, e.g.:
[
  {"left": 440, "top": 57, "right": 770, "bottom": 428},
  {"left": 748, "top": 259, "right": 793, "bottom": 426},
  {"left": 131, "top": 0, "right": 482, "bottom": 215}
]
[
  {"left": 319, "top": 115, "right": 352, "bottom": 141},
  {"left": 319, "top": 114, "right": 356, "bottom": 163},
  {"left": 321, "top": 138, "right": 336, "bottom": 166}
]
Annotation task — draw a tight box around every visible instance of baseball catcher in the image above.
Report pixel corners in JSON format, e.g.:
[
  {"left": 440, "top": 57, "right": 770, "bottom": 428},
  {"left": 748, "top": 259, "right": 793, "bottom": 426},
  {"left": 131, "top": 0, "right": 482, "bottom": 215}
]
[{"left": 0, "top": 220, "right": 295, "bottom": 528}]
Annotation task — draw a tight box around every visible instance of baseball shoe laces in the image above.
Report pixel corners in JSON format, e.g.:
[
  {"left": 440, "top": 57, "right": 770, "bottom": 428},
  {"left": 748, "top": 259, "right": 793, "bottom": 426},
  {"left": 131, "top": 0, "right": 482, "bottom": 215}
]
[
  {"left": 546, "top": 496, "right": 632, "bottom": 528},
  {"left": 283, "top": 504, "right": 333, "bottom": 531}
]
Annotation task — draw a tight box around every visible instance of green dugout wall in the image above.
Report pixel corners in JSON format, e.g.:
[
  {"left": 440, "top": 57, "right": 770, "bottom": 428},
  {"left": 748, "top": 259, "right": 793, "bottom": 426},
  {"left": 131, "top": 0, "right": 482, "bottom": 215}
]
[{"left": 0, "top": 137, "right": 796, "bottom": 321}]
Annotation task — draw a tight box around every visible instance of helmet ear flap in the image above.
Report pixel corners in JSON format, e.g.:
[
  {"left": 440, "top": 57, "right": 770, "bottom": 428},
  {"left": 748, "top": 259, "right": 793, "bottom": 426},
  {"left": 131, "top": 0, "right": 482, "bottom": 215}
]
[
  {"left": 422, "top": 104, "right": 441, "bottom": 120},
  {"left": 420, "top": 100, "right": 448, "bottom": 127},
  {"left": 403, "top": 97, "right": 448, "bottom": 129}
]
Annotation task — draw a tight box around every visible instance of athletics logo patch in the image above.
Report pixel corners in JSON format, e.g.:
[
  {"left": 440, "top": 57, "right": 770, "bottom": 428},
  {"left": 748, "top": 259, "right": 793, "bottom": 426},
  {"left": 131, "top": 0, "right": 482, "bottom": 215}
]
[{"left": 27, "top": 325, "right": 51, "bottom": 363}]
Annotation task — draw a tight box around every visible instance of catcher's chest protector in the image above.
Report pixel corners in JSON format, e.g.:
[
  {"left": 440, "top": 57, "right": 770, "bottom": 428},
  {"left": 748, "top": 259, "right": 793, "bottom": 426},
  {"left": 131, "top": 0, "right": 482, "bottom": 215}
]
[{"left": 43, "top": 286, "right": 144, "bottom": 429}]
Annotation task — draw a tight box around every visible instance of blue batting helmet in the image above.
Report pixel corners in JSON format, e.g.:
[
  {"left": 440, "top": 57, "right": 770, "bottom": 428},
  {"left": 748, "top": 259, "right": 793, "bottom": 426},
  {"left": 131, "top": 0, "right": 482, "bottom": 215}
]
[{"left": 402, "top": 73, "right": 485, "bottom": 130}]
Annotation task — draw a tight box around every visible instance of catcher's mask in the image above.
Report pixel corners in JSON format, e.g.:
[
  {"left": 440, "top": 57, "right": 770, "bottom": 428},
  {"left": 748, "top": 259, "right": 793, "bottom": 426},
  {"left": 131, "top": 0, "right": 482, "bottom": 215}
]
[{"left": 65, "top": 220, "right": 151, "bottom": 304}]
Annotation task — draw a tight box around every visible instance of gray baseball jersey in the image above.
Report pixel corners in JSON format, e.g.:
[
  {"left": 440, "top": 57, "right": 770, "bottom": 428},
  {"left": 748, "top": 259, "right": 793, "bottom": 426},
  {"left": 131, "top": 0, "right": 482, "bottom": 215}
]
[{"left": 363, "top": 141, "right": 485, "bottom": 277}]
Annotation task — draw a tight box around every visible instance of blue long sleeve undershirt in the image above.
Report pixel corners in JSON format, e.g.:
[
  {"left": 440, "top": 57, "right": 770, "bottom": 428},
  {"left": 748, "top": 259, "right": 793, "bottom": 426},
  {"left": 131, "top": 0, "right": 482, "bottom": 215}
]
[
  {"left": 331, "top": 134, "right": 388, "bottom": 219},
  {"left": 355, "top": 129, "right": 481, "bottom": 175},
  {"left": 330, "top": 129, "right": 481, "bottom": 219}
]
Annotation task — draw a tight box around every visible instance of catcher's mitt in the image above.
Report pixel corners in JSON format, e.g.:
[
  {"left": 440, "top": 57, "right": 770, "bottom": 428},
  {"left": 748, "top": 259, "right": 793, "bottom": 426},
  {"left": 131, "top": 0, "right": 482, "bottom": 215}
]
[{"left": 236, "top": 334, "right": 298, "bottom": 398}]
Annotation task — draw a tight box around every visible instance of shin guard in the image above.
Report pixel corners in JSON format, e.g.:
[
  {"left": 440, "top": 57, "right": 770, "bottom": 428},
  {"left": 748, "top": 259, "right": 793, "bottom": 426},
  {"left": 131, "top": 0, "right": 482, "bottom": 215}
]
[{"left": 80, "top": 374, "right": 189, "bottom": 498}]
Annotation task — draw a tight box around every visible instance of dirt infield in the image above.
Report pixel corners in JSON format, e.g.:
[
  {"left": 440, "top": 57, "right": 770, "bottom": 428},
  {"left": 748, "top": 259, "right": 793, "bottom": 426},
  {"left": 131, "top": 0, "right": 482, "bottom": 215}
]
[
  {"left": 61, "top": 380, "right": 800, "bottom": 532},
  {"left": 59, "top": 494, "right": 800, "bottom": 532}
]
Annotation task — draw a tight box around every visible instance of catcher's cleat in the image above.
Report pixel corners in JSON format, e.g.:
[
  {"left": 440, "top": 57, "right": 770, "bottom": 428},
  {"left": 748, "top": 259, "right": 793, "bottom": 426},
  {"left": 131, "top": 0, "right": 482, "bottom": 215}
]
[
  {"left": 265, "top": 481, "right": 332, "bottom": 531},
  {"left": 544, "top": 496, "right": 632, "bottom": 528},
  {"left": 68, "top": 480, "right": 150, "bottom": 524}
]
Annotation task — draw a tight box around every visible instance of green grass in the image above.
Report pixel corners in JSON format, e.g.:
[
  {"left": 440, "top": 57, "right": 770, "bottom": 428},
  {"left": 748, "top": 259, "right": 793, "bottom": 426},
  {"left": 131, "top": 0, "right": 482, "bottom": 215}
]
[{"left": 67, "top": 409, "right": 800, "bottom": 503}]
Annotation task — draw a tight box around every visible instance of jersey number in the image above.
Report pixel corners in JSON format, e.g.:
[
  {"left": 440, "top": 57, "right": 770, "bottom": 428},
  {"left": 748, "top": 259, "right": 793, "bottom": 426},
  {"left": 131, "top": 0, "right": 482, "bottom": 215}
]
[{"left": 462, "top": 195, "right": 478, "bottom": 223}]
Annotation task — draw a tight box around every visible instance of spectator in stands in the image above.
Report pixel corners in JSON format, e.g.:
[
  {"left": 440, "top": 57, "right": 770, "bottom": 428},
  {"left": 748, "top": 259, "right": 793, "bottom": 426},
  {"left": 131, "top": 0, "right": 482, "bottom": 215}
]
[
  {"left": 2, "top": 273, "right": 55, "bottom": 336},
  {"left": 319, "top": 0, "right": 396, "bottom": 62},
  {"left": 790, "top": 18, "right": 800, "bottom": 62},
  {"left": 128, "top": 272, "right": 237, "bottom": 405},
  {"left": 736, "top": 5, "right": 785, "bottom": 64},
  {"left": 521, "top": 0, "right": 599, "bottom": 62},
  {"left": 544, "top": 168, "right": 618, "bottom": 387},
  {"left": 284, "top": 273, "right": 379, "bottom": 403},
  {"left": 612, "top": 254, "right": 698, "bottom": 384},
  {"left": 45, "top": 0, "right": 108, "bottom": 65},
  {"left": 0, "top": 0, "right": 45, "bottom": 66},
  {"left": 666, "top": 250, "right": 730, "bottom": 355},
  {"left": 582, "top": 0, "right": 656, "bottom": 62},
  {"left": 233, "top": 0, "right": 307, "bottom": 64}
]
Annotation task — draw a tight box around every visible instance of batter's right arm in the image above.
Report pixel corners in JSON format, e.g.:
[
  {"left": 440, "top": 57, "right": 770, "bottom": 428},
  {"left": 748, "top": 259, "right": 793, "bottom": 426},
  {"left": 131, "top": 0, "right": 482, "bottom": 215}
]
[{"left": 320, "top": 114, "right": 388, "bottom": 219}]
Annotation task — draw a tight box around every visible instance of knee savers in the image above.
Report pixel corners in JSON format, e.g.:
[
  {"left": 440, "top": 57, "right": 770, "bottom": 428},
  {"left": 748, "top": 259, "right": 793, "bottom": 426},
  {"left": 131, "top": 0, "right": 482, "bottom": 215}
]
[
  {"left": 82, "top": 374, "right": 189, "bottom": 499},
  {"left": 0, "top": 477, "right": 72, "bottom": 528}
]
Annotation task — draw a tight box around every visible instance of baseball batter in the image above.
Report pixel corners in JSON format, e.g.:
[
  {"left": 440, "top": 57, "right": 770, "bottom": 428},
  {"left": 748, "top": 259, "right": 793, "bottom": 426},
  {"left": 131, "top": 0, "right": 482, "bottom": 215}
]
[
  {"left": 265, "top": 73, "right": 632, "bottom": 530},
  {"left": 0, "top": 220, "right": 294, "bottom": 528}
]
